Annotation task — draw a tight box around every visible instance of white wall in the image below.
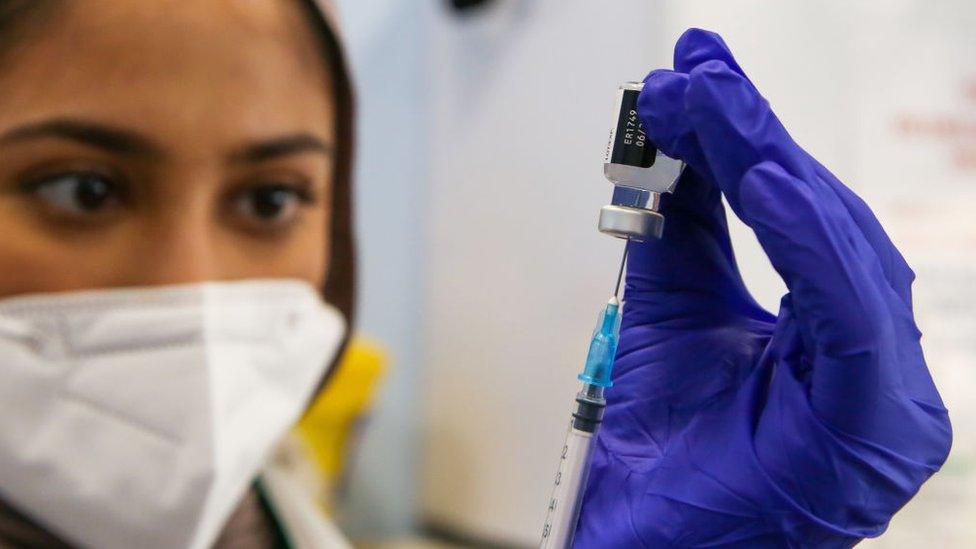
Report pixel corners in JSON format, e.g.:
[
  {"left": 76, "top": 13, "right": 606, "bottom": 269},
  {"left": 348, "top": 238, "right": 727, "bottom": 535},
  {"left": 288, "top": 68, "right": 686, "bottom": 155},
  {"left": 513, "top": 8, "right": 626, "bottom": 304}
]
[
  {"left": 332, "top": 0, "right": 433, "bottom": 538},
  {"left": 422, "top": 0, "right": 669, "bottom": 543}
]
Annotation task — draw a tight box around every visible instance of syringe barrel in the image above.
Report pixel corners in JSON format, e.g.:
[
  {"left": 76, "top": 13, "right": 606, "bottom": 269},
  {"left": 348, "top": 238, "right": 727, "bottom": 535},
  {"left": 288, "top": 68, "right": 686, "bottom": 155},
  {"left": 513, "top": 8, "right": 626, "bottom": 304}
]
[{"left": 540, "top": 385, "right": 605, "bottom": 549}]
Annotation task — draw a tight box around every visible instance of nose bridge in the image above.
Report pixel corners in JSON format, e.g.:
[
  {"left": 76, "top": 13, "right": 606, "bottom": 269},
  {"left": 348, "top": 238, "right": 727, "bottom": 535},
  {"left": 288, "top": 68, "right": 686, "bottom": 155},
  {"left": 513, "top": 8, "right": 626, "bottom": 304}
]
[{"left": 128, "top": 192, "right": 218, "bottom": 286}]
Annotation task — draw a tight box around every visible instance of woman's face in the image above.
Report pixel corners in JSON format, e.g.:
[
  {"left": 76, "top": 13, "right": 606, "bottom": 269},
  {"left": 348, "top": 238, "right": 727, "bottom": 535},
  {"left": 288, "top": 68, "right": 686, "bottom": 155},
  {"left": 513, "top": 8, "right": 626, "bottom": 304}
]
[{"left": 0, "top": 0, "right": 336, "bottom": 297}]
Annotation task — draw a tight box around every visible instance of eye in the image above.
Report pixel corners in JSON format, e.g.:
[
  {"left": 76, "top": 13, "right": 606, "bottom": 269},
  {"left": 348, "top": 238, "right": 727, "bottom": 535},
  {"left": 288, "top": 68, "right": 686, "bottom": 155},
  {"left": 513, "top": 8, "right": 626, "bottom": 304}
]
[
  {"left": 230, "top": 183, "right": 314, "bottom": 230},
  {"left": 25, "top": 171, "right": 123, "bottom": 217}
]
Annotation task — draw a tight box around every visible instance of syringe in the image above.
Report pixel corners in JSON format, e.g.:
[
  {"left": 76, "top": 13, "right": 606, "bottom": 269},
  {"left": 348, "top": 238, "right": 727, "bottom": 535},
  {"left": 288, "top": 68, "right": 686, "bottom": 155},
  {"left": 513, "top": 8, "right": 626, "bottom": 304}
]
[
  {"left": 539, "top": 251, "right": 626, "bottom": 549},
  {"left": 539, "top": 82, "right": 683, "bottom": 549}
]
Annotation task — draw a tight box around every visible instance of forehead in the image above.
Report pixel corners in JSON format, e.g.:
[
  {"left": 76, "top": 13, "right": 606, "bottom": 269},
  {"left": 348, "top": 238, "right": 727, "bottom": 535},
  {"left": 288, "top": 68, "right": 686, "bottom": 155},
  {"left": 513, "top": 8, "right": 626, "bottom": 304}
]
[{"left": 0, "top": 0, "right": 336, "bottom": 149}]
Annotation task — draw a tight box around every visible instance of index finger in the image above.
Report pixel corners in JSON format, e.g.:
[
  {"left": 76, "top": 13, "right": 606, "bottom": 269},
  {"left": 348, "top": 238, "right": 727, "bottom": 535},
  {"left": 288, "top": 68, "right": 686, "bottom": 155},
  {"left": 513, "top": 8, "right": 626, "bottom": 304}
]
[
  {"left": 684, "top": 59, "right": 819, "bottom": 213},
  {"left": 670, "top": 29, "right": 915, "bottom": 308}
]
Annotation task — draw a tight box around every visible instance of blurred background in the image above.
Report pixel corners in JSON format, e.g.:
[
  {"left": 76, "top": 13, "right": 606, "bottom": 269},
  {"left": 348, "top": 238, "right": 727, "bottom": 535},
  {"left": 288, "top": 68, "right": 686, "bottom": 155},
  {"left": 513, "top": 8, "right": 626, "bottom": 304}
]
[{"left": 322, "top": 0, "right": 975, "bottom": 547}]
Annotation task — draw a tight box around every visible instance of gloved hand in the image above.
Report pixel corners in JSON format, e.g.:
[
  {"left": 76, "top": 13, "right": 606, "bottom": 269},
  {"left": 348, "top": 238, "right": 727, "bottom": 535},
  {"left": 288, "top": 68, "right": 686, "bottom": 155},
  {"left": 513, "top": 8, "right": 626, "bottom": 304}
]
[{"left": 575, "top": 29, "right": 952, "bottom": 548}]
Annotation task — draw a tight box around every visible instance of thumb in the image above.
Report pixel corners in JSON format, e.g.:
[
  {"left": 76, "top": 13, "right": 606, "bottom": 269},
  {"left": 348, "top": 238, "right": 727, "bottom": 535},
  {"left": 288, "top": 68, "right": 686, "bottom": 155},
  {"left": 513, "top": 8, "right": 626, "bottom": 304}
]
[
  {"left": 623, "top": 168, "right": 770, "bottom": 325},
  {"left": 625, "top": 73, "right": 768, "bottom": 324}
]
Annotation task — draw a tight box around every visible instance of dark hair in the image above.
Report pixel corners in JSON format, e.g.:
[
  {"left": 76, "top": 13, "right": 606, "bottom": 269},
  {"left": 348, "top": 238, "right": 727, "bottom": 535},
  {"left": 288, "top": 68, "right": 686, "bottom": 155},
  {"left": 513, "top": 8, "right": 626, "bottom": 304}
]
[
  {"left": 0, "top": 0, "right": 45, "bottom": 28},
  {"left": 294, "top": 0, "right": 357, "bottom": 329},
  {"left": 0, "top": 0, "right": 58, "bottom": 53}
]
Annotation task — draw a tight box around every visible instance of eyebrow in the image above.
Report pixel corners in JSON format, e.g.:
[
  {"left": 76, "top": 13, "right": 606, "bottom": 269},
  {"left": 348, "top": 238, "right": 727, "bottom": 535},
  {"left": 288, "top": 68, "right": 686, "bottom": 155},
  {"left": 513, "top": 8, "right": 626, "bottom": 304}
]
[
  {"left": 228, "top": 134, "right": 333, "bottom": 164},
  {"left": 0, "top": 118, "right": 162, "bottom": 158},
  {"left": 0, "top": 117, "right": 333, "bottom": 163}
]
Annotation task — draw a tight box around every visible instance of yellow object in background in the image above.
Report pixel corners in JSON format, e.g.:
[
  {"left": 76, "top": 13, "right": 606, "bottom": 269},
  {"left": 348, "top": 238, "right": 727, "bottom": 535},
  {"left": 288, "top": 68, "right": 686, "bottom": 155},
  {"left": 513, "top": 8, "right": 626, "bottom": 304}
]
[{"left": 295, "top": 337, "right": 388, "bottom": 509}]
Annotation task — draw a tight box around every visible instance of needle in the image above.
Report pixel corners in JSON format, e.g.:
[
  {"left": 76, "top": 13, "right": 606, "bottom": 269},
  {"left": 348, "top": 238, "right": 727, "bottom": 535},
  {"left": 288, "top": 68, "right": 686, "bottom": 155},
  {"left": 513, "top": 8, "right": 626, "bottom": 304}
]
[{"left": 613, "top": 240, "right": 629, "bottom": 298}]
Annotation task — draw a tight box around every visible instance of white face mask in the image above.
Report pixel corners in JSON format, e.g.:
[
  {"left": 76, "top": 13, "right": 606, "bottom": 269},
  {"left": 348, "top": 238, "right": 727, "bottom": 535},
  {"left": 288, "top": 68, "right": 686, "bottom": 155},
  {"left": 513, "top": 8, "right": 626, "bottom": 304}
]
[{"left": 0, "top": 279, "right": 344, "bottom": 549}]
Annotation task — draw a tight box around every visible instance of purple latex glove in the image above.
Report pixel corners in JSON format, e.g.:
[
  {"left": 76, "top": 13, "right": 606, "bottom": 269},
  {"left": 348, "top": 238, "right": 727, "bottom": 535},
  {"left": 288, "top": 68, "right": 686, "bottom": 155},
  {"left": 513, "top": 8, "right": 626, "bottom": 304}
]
[{"left": 574, "top": 29, "right": 952, "bottom": 548}]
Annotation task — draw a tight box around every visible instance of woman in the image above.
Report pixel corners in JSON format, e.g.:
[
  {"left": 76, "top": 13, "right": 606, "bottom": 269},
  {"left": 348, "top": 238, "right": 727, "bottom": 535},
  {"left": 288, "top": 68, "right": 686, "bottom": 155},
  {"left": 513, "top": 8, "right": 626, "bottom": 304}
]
[
  {"left": 0, "top": 1, "right": 951, "bottom": 548},
  {"left": 0, "top": 1, "right": 353, "bottom": 547}
]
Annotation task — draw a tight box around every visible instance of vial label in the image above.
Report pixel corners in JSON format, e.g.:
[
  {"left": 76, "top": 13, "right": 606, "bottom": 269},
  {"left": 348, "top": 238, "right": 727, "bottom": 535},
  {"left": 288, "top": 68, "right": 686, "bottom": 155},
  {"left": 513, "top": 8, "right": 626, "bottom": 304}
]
[{"left": 608, "top": 88, "right": 656, "bottom": 169}]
